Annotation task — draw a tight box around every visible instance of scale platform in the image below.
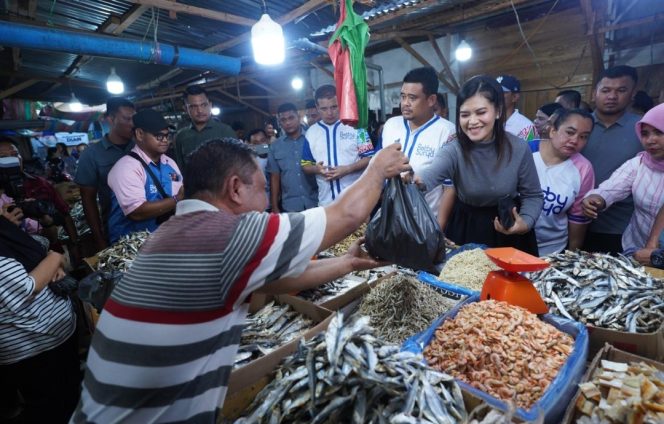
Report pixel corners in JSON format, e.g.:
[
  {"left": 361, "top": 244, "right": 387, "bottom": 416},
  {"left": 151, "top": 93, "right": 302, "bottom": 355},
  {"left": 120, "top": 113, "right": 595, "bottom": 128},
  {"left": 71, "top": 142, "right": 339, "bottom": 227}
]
[{"left": 480, "top": 247, "right": 549, "bottom": 314}]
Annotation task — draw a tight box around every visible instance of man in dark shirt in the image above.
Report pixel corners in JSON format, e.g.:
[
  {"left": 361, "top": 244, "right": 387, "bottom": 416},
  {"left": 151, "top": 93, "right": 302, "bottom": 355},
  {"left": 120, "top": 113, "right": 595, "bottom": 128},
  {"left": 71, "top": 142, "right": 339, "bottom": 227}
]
[
  {"left": 174, "top": 85, "right": 235, "bottom": 168},
  {"left": 74, "top": 97, "right": 135, "bottom": 251}
]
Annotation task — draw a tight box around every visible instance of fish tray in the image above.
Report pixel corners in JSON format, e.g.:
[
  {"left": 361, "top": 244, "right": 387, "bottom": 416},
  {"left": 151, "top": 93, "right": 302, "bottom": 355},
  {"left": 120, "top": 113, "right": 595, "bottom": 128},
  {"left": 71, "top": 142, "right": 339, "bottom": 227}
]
[
  {"left": 220, "top": 296, "right": 334, "bottom": 421},
  {"left": 586, "top": 322, "right": 664, "bottom": 362},
  {"left": 403, "top": 295, "right": 589, "bottom": 424},
  {"left": 418, "top": 271, "right": 478, "bottom": 298},
  {"left": 560, "top": 344, "right": 664, "bottom": 424}
]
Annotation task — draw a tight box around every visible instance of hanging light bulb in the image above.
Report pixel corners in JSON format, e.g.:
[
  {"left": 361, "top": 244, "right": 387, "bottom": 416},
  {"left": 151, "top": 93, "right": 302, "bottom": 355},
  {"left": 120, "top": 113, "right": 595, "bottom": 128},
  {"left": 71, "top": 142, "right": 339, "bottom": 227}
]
[
  {"left": 291, "top": 77, "right": 303, "bottom": 90},
  {"left": 251, "top": 2, "right": 285, "bottom": 65},
  {"left": 69, "top": 93, "right": 83, "bottom": 112},
  {"left": 455, "top": 39, "right": 472, "bottom": 62},
  {"left": 211, "top": 106, "right": 221, "bottom": 116},
  {"left": 106, "top": 67, "right": 125, "bottom": 94}
]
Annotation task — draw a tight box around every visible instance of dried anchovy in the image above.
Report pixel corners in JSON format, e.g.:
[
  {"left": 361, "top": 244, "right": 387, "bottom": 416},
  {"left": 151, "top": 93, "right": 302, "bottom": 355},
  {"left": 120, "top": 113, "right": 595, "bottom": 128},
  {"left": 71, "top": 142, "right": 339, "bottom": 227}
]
[
  {"left": 575, "top": 360, "right": 664, "bottom": 423},
  {"left": 96, "top": 230, "right": 151, "bottom": 273},
  {"left": 358, "top": 274, "right": 459, "bottom": 344},
  {"left": 531, "top": 250, "right": 664, "bottom": 333},
  {"left": 234, "top": 314, "right": 467, "bottom": 424},
  {"left": 324, "top": 224, "right": 367, "bottom": 257},
  {"left": 235, "top": 302, "right": 314, "bottom": 368},
  {"left": 439, "top": 249, "right": 499, "bottom": 292},
  {"left": 58, "top": 201, "right": 91, "bottom": 240},
  {"left": 297, "top": 277, "right": 363, "bottom": 304},
  {"left": 424, "top": 300, "right": 574, "bottom": 410}
]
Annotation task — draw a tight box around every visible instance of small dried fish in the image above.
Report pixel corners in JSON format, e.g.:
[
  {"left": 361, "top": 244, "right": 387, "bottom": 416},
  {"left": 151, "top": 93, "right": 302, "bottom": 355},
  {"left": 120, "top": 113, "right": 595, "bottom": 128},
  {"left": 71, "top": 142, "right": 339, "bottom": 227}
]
[
  {"left": 424, "top": 300, "right": 574, "bottom": 410},
  {"left": 234, "top": 313, "right": 467, "bottom": 423},
  {"left": 58, "top": 201, "right": 91, "bottom": 241},
  {"left": 468, "top": 403, "right": 544, "bottom": 424},
  {"left": 234, "top": 301, "right": 314, "bottom": 368},
  {"left": 96, "top": 230, "right": 151, "bottom": 273},
  {"left": 323, "top": 224, "right": 366, "bottom": 257},
  {"left": 530, "top": 250, "right": 664, "bottom": 333},
  {"left": 358, "top": 274, "right": 460, "bottom": 344},
  {"left": 439, "top": 248, "right": 498, "bottom": 292},
  {"left": 575, "top": 359, "right": 664, "bottom": 423},
  {"left": 297, "top": 276, "right": 364, "bottom": 304}
]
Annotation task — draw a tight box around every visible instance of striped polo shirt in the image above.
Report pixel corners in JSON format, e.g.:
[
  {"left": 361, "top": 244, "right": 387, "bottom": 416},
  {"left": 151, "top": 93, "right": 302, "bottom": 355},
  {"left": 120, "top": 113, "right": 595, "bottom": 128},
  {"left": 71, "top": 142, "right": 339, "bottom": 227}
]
[
  {"left": 72, "top": 199, "right": 326, "bottom": 423},
  {"left": 0, "top": 257, "right": 76, "bottom": 365}
]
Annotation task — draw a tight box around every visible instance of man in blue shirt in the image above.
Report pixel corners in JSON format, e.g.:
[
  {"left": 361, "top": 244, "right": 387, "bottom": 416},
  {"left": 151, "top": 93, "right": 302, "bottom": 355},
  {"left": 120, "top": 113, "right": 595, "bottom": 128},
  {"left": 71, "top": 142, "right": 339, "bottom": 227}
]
[
  {"left": 74, "top": 97, "right": 135, "bottom": 250},
  {"left": 268, "top": 103, "right": 318, "bottom": 212},
  {"left": 107, "top": 109, "right": 183, "bottom": 243}
]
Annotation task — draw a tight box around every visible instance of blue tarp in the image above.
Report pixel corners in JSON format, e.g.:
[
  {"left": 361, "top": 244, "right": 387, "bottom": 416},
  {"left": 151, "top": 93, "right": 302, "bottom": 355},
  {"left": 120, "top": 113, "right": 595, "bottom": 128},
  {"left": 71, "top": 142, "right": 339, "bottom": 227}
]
[{"left": 402, "top": 295, "right": 588, "bottom": 423}]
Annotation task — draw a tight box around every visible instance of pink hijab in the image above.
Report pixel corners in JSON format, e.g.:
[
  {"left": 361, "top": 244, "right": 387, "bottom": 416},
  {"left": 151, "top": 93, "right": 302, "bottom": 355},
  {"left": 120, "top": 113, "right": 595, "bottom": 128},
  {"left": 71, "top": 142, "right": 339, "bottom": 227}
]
[{"left": 635, "top": 103, "right": 664, "bottom": 172}]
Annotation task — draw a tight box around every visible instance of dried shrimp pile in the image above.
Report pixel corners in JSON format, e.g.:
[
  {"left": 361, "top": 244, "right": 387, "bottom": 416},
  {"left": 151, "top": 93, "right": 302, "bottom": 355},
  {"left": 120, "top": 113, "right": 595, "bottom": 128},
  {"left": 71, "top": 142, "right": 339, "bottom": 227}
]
[
  {"left": 358, "top": 274, "right": 458, "bottom": 344},
  {"left": 325, "top": 224, "right": 367, "bottom": 256},
  {"left": 424, "top": 300, "right": 574, "bottom": 409},
  {"left": 439, "top": 249, "right": 498, "bottom": 291}
]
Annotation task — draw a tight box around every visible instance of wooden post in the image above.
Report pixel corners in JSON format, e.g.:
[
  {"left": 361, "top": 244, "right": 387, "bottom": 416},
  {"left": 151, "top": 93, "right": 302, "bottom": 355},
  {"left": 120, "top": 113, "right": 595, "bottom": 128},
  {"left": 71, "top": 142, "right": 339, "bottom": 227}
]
[
  {"left": 428, "top": 35, "right": 460, "bottom": 93},
  {"left": 579, "top": 0, "right": 604, "bottom": 88}
]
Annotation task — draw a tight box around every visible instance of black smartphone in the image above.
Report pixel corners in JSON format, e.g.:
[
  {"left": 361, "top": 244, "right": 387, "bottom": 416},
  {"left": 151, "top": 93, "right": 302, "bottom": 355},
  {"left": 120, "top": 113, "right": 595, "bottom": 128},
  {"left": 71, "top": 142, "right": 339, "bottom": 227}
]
[{"left": 497, "top": 196, "right": 516, "bottom": 229}]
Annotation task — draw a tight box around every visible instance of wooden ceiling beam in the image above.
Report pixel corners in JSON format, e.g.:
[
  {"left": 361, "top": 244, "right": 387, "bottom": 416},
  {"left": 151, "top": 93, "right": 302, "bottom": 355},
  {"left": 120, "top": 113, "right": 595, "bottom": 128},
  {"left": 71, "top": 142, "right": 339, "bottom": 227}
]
[
  {"left": 0, "top": 79, "right": 39, "bottom": 100},
  {"left": 429, "top": 35, "right": 459, "bottom": 93},
  {"left": 394, "top": 36, "right": 457, "bottom": 94},
  {"left": 214, "top": 88, "right": 272, "bottom": 117},
  {"left": 129, "top": 0, "right": 255, "bottom": 27},
  {"left": 592, "top": 12, "right": 664, "bottom": 35},
  {"left": 579, "top": 0, "right": 604, "bottom": 87},
  {"left": 138, "top": 0, "right": 330, "bottom": 90}
]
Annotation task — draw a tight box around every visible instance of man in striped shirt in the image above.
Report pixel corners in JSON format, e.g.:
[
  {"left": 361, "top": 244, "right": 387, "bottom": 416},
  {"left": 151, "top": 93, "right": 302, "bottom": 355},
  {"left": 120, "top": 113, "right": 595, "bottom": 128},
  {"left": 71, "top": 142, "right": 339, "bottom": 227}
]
[{"left": 72, "top": 138, "right": 410, "bottom": 423}]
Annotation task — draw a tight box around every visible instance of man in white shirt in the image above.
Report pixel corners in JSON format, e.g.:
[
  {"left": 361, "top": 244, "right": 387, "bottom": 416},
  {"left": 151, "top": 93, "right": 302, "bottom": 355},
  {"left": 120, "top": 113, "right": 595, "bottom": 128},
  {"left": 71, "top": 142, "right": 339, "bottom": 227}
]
[
  {"left": 381, "top": 67, "right": 456, "bottom": 215},
  {"left": 497, "top": 74, "right": 538, "bottom": 142},
  {"left": 301, "top": 85, "right": 374, "bottom": 206}
]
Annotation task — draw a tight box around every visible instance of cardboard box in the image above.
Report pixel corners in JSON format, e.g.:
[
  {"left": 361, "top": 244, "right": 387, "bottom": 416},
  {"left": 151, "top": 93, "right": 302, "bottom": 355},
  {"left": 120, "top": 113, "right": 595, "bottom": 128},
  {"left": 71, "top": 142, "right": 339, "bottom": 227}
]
[
  {"left": 219, "top": 295, "right": 334, "bottom": 421},
  {"left": 83, "top": 255, "right": 98, "bottom": 273},
  {"left": 587, "top": 322, "right": 664, "bottom": 362},
  {"left": 308, "top": 274, "right": 368, "bottom": 311},
  {"left": 561, "top": 344, "right": 664, "bottom": 424},
  {"left": 645, "top": 266, "right": 664, "bottom": 279}
]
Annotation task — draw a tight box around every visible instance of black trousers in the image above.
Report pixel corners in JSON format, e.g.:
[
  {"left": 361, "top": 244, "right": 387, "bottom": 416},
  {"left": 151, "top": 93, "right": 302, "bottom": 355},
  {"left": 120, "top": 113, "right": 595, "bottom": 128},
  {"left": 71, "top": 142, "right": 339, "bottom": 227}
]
[
  {"left": 0, "top": 329, "right": 81, "bottom": 423},
  {"left": 582, "top": 232, "right": 623, "bottom": 255},
  {"left": 446, "top": 199, "right": 539, "bottom": 257}
]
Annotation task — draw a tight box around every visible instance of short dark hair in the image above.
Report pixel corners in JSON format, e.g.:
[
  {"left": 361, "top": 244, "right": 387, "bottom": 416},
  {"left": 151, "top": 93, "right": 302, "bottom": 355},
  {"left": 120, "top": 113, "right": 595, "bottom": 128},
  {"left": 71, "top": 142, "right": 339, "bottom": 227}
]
[
  {"left": 305, "top": 99, "right": 316, "bottom": 109},
  {"left": 456, "top": 75, "right": 510, "bottom": 164},
  {"left": 555, "top": 90, "right": 581, "bottom": 108},
  {"left": 551, "top": 108, "right": 595, "bottom": 131},
  {"left": 277, "top": 103, "right": 298, "bottom": 115},
  {"left": 403, "top": 67, "right": 438, "bottom": 96},
  {"left": 183, "top": 85, "right": 208, "bottom": 102},
  {"left": 598, "top": 65, "right": 638, "bottom": 86},
  {"left": 435, "top": 93, "right": 447, "bottom": 109},
  {"left": 247, "top": 128, "right": 267, "bottom": 140},
  {"left": 106, "top": 97, "right": 134, "bottom": 117},
  {"left": 314, "top": 85, "right": 337, "bottom": 104},
  {"left": 183, "top": 138, "right": 258, "bottom": 199}
]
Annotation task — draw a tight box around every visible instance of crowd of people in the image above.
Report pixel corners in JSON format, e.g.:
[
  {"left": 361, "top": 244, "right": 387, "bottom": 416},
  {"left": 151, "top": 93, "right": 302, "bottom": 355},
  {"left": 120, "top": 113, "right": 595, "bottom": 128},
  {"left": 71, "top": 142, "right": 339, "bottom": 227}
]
[{"left": 0, "top": 62, "right": 663, "bottom": 422}]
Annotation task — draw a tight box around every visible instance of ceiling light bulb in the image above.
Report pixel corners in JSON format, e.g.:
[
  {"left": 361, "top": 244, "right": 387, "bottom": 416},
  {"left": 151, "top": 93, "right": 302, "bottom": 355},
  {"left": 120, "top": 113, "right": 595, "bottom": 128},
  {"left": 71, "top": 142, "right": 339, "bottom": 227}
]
[
  {"left": 455, "top": 39, "right": 472, "bottom": 62},
  {"left": 251, "top": 13, "right": 285, "bottom": 65},
  {"left": 106, "top": 67, "right": 125, "bottom": 94},
  {"left": 211, "top": 106, "right": 221, "bottom": 116},
  {"left": 70, "top": 93, "right": 83, "bottom": 112},
  {"left": 291, "top": 77, "right": 303, "bottom": 90}
]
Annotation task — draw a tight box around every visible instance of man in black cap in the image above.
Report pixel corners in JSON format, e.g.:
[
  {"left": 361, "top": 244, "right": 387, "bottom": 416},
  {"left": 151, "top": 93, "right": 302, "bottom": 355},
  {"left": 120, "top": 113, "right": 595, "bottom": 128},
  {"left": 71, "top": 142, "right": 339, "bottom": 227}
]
[
  {"left": 106, "top": 109, "right": 183, "bottom": 243},
  {"left": 496, "top": 74, "right": 538, "bottom": 142}
]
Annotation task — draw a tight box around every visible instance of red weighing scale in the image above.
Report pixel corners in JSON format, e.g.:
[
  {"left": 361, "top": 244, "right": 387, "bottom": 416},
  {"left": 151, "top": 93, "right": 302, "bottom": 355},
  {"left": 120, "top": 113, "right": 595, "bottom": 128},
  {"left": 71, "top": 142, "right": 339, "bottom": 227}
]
[{"left": 480, "top": 247, "right": 550, "bottom": 314}]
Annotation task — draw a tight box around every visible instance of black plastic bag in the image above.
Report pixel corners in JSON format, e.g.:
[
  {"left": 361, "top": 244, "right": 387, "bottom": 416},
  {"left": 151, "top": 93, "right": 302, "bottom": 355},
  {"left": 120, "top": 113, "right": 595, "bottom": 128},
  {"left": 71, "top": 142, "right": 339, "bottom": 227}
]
[
  {"left": 365, "top": 177, "right": 445, "bottom": 271},
  {"left": 78, "top": 270, "right": 123, "bottom": 312}
]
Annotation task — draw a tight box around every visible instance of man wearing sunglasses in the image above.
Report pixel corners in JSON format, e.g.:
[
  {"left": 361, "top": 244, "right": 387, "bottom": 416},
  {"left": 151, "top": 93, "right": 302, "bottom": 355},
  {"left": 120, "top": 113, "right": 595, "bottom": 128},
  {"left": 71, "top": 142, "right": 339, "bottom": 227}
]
[{"left": 107, "top": 109, "right": 184, "bottom": 243}]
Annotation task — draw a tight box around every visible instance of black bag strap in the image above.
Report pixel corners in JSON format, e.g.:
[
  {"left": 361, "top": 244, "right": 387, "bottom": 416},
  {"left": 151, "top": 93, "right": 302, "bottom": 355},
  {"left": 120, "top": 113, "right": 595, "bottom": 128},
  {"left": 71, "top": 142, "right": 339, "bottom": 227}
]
[{"left": 127, "top": 152, "right": 169, "bottom": 200}]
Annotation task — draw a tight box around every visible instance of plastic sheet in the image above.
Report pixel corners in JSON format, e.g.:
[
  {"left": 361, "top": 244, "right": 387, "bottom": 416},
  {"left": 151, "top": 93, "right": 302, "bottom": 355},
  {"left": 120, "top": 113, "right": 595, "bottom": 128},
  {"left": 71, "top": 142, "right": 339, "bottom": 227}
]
[
  {"left": 365, "top": 177, "right": 445, "bottom": 271},
  {"left": 78, "top": 270, "right": 122, "bottom": 312},
  {"left": 402, "top": 295, "right": 588, "bottom": 424}
]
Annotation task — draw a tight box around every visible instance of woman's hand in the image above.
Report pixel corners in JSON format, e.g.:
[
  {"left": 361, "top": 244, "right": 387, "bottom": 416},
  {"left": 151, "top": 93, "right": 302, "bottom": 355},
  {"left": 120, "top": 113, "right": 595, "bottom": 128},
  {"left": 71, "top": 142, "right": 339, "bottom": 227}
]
[
  {"left": 494, "top": 207, "right": 529, "bottom": 235},
  {"left": 582, "top": 194, "right": 606, "bottom": 219},
  {"left": 633, "top": 248, "right": 654, "bottom": 266},
  {"left": 343, "top": 237, "right": 389, "bottom": 271},
  {"left": 1, "top": 204, "right": 24, "bottom": 226},
  {"left": 51, "top": 266, "right": 66, "bottom": 282}
]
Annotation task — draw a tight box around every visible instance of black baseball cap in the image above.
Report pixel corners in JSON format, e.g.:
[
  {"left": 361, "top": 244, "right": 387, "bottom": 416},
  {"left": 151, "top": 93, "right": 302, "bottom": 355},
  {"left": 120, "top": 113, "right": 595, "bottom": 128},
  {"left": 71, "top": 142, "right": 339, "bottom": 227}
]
[{"left": 133, "top": 109, "right": 168, "bottom": 134}]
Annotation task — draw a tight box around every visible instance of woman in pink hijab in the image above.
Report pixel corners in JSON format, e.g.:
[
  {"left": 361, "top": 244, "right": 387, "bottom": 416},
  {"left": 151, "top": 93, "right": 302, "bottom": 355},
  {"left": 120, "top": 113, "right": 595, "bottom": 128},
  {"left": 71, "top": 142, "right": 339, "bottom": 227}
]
[{"left": 583, "top": 102, "right": 664, "bottom": 260}]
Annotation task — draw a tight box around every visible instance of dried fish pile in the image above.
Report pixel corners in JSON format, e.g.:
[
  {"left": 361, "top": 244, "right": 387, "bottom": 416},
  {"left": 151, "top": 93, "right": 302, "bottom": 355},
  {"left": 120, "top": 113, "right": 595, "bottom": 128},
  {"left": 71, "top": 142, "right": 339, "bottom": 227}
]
[
  {"left": 58, "top": 201, "right": 90, "bottom": 240},
  {"left": 531, "top": 250, "right": 664, "bottom": 333},
  {"left": 439, "top": 248, "right": 498, "bottom": 291},
  {"left": 324, "top": 224, "right": 367, "bottom": 256},
  {"left": 297, "top": 276, "right": 364, "bottom": 304},
  {"left": 468, "top": 403, "right": 543, "bottom": 424},
  {"left": 234, "top": 314, "right": 467, "bottom": 424},
  {"left": 575, "top": 359, "right": 664, "bottom": 423},
  {"left": 96, "top": 230, "right": 151, "bottom": 273},
  {"left": 235, "top": 302, "right": 314, "bottom": 368},
  {"left": 358, "top": 274, "right": 459, "bottom": 344},
  {"left": 424, "top": 300, "right": 574, "bottom": 409}
]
